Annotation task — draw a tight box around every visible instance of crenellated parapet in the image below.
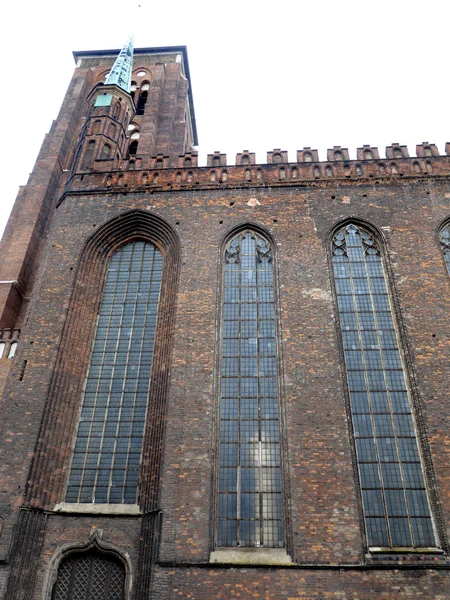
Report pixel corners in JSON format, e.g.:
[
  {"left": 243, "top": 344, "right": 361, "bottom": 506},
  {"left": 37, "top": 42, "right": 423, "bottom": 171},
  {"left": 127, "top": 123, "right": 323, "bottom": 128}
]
[{"left": 65, "top": 143, "right": 450, "bottom": 196}]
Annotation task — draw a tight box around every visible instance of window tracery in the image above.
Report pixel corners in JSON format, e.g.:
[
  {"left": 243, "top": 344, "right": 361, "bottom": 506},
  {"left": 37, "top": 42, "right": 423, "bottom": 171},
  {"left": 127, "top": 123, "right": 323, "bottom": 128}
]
[
  {"left": 218, "top": 230, "right": 283, "bottom": 548},
  {"left": 332, "top": 223, "right": 436, "bottom": 549},
  {"left": 439, "top": 224, "right": 450, "bottom": 275}
]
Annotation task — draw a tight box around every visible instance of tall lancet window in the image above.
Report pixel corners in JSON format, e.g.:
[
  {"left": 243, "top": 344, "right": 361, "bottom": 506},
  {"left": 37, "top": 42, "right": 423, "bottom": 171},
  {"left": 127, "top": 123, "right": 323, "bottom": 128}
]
[
  {"left": 439, "top": 224, "right": 450, "bottom": 275},
  {"left": 66, "top": 240, "right": 163, "bottom": 504},
  {"left": 332, "top": 223, "right": 436, "bottom": 548},
  {"left": 218, "top": 231, "right": 283, "bottom": 548}
]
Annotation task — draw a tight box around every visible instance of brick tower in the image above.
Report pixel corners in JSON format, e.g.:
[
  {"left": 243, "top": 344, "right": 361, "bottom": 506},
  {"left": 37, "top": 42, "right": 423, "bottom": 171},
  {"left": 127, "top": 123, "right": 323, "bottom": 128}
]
[{"left": 1, "top": 39, "right": 450, "bottom": 599}]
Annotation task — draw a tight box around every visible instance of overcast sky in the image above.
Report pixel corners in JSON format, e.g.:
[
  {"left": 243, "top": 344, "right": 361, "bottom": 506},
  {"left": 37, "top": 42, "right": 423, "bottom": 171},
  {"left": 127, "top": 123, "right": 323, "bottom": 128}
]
[{"left": 1, "top": 0, "right": 449, "bottom": 236}]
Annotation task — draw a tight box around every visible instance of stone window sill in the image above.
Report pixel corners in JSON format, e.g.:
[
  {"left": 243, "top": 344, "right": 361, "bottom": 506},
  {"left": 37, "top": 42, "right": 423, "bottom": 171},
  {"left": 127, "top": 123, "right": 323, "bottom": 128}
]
[
  {"left": 210, "top": 548, "right": 293, "bottom": 565},
  {"left": 368, "top": 547, "right": 443, "bottom": 554},
  {"left": 52, "top": 503, "right": 142, "bottom": 516}
]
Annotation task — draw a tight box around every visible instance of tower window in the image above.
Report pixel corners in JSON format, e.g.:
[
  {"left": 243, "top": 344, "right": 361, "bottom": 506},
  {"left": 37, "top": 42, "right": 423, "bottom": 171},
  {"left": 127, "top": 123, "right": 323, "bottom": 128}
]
[
  {"left": 218, "top": 231, "right": 284, "bottom": 548},
  {"left": 136, "top": 90, "right": 148, "bottom": 116},
  {"left": 128, "top": 140, "right": 138, "bottom": 156},
  {"left": 242, "top": 155, "right": 249, "bottom": 166},
  {"left": 304, "top": 152, "right": 312, "bottom": 162},
  {"left": 424, "top": 147, "right": 432, "bottom": 157},
  {"left": 332, "top": 223, "right": 436, "bottom": 549},
  {"left": 273, "top": 153, "right": 281, "bottom": 163},
  {"left": 364, "top": 150, "right": 373, "bottom": 160},
  {"left": 393, "top": 148, "right": 403, "bottom": 158},
  {"left": 82, "top": 140, "right": 96, "bottom": 169},
  {"left": 101, "top": 143, "right": 111, "bottom": 160},
  {"left": 335, "top": 151, "right": 343, "bottom": 161},
  {"left": 8, "top": 342, "right": 17, "bottom": 359},
  {"left": 66, "top": 241, "right": 163, "bottom": 505}
]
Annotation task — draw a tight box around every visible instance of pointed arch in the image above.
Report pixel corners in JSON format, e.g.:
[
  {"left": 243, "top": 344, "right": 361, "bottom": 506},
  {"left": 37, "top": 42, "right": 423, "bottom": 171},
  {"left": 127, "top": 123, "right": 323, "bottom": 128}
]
[
  {"left": 214, "top": 223, "right": 286, "bottom": 549},
  {"left": 42, "top": 531, "right": 132, "bottom": 600},
  {"left": 438, "top": 217, "right": 450, "bottom": 276},
  {"left": 26, "top": 211, "right": 181, "bottom": 513},
  {"left": 329, "top": 219, "right": 438, "bottom": 550}
]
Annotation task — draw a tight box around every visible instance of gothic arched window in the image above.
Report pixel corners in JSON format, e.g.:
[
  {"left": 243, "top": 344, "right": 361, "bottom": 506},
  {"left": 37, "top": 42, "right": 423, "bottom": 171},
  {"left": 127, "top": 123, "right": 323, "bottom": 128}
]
[
  {"left": 439, "top": 223, "right": 450, "bottom": 275},
  {"left": 217, "top": 230, "right": 283, "bottom": 548},
  {"left": 66, "top": 240, "right": 163, "bottom": 504},
  {"left": 52, "top": 551, "right": 125, "bottom": 600},
  {"left": 331, "top": 223, "right": 436, "bottom": 549}
]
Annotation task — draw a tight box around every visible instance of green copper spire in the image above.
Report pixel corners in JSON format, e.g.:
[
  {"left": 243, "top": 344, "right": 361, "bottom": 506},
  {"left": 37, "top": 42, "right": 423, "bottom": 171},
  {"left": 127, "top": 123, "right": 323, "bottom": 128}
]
[{"left": 105, "top": 36, "right": 134, "bottom": 92}]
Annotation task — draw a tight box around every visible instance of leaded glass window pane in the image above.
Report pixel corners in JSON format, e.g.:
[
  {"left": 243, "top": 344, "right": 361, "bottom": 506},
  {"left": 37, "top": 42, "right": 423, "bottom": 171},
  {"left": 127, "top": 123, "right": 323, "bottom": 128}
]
[
  {"left": 440, "top": 224, "right": 450, "bottom": 275},
  {"left": 332, "top": 224, "right": 436, "bottom": 549},
  {"left": 218, "top": 231, "right": 283, "bottom": 548},
  {"left": 66, "top": 241, "right": 162, "bottom": 504}
]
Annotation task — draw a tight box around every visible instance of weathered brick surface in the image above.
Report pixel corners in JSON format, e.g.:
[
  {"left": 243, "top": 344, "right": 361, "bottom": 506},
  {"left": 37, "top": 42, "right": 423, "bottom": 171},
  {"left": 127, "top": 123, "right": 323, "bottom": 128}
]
[{"left": 1, "top": 46, "right": 450, "bottom": 598}]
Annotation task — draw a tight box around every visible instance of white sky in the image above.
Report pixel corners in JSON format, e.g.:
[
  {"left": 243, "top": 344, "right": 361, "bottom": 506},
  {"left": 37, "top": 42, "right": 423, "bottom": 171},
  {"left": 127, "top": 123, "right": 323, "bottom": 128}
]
[{"left": 1, "top": 0, "right": 449, "bottom": 236}]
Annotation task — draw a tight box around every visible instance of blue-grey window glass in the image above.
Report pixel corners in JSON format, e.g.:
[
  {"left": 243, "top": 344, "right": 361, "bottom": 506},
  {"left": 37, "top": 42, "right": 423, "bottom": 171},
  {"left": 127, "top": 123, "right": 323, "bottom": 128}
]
[
  {"left": 218, "top": 231, "right": 283, "bottom": 548},
  {"left": 332, "top": 224, "right": 436, "bottom": 548},
  {"left": 66, "top": 240, "right": 163, "bottom": 504},
  {"left": 440, "top": 224, "right": 450, "bottom": 275}
]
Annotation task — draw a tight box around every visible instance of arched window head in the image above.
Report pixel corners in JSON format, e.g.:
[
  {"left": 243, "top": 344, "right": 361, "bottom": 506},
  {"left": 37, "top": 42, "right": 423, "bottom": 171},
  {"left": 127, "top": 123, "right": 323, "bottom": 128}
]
[
  {"left": 52, "top": 550, "right": 125, "bottom": 600},
  {"left": 82, "top": 140, "right": 96, "bottom": 169},
  {"left": 331, "top": 223, "right": 436, "bottom": 549},
  {"left": 241, "top": 155, "right": 249, "bottom": 166},
  {"left": 8, "top": 341, "right": 17, "bottom": 359},
  {"left": 439, "top": 223, "right": 450, "bottom": 275},
  {"left": 393, "top": 148, "right": 402, "bottom": 158},
  {"left": 184, "top": 157, "right": 192, "bottom": 167},
  {"left": 136, "top": 90, "right": 148, "bottom": 116},
  {"left": 273, "top": 153, "right": 281, "bottom": 163},
  {"left": 424, "top": 147, "right": 432, "bottom": 157},
  {"left": 101, "top": 143, "right": 111, "bottom": 160},
  {"left": 304, "top": 152, "right": 312, "bottom": 162},
  {"left": 364, "top": 150, "right": 373, "bottom": 160},
  {"left": 213, "top": 156, "right": 221, "bottom": 166},
  {"left": 218, "top": 230, "right": 284, "bottom": 548},
  {"left": 66, "top": 241, "right": 163, "bottom": 505},
  {"left": 128, "top": 140, "right": 138, "bottom": 156},
  {"left": 155, "top": 158, "right": 163, "bottom": 169}
]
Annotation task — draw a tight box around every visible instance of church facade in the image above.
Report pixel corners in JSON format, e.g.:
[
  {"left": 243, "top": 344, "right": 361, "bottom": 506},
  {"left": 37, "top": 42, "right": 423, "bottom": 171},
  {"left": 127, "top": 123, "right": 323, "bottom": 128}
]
[{"left": 1, "top": 41, "right": 450, "bottom": 598}]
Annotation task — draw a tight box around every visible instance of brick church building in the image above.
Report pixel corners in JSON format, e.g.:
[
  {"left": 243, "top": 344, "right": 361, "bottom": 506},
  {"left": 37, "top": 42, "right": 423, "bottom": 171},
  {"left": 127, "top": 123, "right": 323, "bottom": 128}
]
[{"left": 1, "top": 38, "right": 450, "bottom": 598}]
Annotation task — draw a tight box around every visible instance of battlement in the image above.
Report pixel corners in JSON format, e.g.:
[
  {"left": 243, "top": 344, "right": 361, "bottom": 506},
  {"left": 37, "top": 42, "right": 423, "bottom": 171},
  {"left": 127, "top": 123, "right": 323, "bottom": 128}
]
[{"left": 67, "top": 141, "right": 450, "bottom": 194}]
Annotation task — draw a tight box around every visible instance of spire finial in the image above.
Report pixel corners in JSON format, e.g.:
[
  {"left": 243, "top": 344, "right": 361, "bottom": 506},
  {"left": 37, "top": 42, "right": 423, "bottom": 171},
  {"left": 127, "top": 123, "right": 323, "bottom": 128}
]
[{"left": 104, "top": 35, "right": 134, "bottom": 93}]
